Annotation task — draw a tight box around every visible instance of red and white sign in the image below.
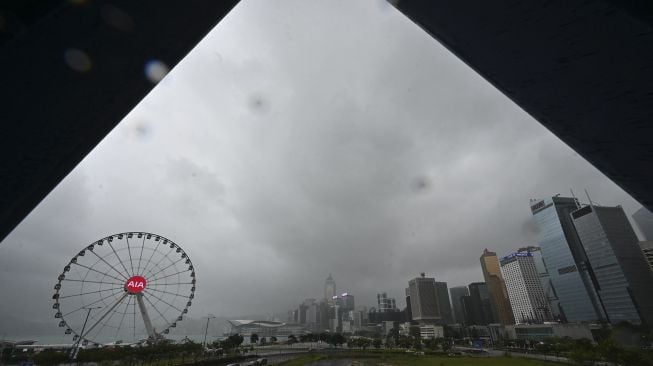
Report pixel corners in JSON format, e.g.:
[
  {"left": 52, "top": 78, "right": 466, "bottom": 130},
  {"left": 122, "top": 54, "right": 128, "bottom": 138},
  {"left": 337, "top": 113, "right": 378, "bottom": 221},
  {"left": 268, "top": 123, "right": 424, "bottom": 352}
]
[{"left": 125, "top": 276, "right": 147, "bottom": 294}]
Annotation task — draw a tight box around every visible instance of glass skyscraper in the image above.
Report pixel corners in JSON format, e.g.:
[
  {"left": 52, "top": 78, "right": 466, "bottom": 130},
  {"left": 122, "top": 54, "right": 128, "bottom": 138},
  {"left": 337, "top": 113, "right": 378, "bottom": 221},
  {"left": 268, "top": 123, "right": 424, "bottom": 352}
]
[
  {"left": 449, "top": 285, "right": 469, "bottom": 325},
  {"left": 530, "top": 196, "right": 605, "bottom": 322},
  {"left": 572, "top": 204, "right": 653, "bottom": 325}
]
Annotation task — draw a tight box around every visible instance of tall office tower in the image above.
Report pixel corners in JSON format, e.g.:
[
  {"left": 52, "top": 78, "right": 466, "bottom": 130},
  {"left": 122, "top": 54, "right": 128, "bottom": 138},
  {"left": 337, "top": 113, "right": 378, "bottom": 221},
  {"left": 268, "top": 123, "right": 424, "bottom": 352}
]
[
  {"left": 449, "top": 286, "right": 469, "bottom": 324},
  {"left": 408, "top": 273, "right": 441, "bottom": 324},
  {"left": 325, "top": 274, "right": 336, "bottom": 305},
  {"left": 377, "top": 292, "right": 398, "bottom": 312},
  {"left": 519, "top": 245, "right": 564, "bottom": 321},
  {"left": 530, "top": 196, "right": 606, "bottom": 322},
  {"left": 633, "top": 207, "right": 653, "bottom": 240},
  {"left": 434, "top": 282, "right": 454, "bottom": 324},
  {"left": 405, "top": 288, "right": 412, "bottom": 321},
  {"left": 641, "top": 241, "right": 653, "bottom": 272},
  {"left": 500, "top": 251, "right": 552, "bottom": 324},
  {"left": 464, "top": 282, "right": 495, "bottom": 325},
  {"left": 480, "top": 249, "right": 515, "bottom": 325},
  {"left": 339, "top": 293, "right": 355, "bottom": 312},
  {"left": 572, "top": 204, "right": 653, "bottom": 325}
]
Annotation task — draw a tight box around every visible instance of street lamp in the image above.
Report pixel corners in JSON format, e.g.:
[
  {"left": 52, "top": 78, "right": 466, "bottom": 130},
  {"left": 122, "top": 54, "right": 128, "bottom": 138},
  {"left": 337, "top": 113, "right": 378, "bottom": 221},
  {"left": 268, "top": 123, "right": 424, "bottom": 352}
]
[
  {"left": 203, "top": 314, "right": 216, "bottom": 349},
  {"left": 70, "top": 306, "right": 101, "bottom": 361}
]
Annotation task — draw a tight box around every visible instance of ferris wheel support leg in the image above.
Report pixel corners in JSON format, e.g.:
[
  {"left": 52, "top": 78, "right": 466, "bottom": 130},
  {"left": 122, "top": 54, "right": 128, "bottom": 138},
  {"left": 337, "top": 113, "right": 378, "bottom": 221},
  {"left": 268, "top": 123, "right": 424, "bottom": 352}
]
[{"left": 136, "top": 293, "right": 157, "bottom": 340}]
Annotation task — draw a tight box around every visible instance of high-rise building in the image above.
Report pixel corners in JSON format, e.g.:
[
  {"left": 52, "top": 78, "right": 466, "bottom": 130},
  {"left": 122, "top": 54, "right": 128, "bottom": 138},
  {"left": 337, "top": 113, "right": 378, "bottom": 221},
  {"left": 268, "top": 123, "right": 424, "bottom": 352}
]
[
  {"left": 339, "top": 292, "right": 355, "bottom": 312},
  {"left": 377, "top": 292, "right": 398, "bottom": 313},
  {"left": 530, "top": 196, "right": 606, "bottom": 322},
  {"left": 408, "top": 273, "right": 441, "bottom": 324},
  {"left": 633, "top": 207, "right": 653, "bottom": 240},
  {"left": 640, "top": 241, "right": 653, "bottom": 272},
  {"left": 405, "top": 287, "right": 412, "bottom": 322},
  {"left": 463, "top": 282, "right": 495, "bottom": 325},
  {"left": 572, "top": 204, "right": 653, "bottom": 325},
  {"left": 480, "top": 249, "right": 515, "bottom": 325},
  {"left": 434, "top": 282, "right": 454, "bottom": 325},
  {"left": 500, "top": 251, "right": 552, "bottom": 324},
  {"left": 519, "top": 245, "right": 564, "bottom": 321},
  {"left": 449, "top": 286, "right": 469, "bottom": 325},
  {"left": 325, "top": 274, "right": 336, "bottom": 305}
]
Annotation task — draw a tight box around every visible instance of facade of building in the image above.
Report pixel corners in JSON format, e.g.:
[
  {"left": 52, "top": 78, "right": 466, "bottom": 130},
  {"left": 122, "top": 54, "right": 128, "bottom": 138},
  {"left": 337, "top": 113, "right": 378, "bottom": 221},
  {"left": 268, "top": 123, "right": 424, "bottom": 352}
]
[
  {"left": 325, "top": 274, "right": 336, "bottom": 305},
  {"left": 519, "top": 245, "right": 564, "bottom": 322},
  {"left": 434, "top": 282, "right": 454, "bottom": 325},
  {"left": 463, "top": 282, "right": 494, "bottom": 325},
  {"left": 633, "top": 207, "right": 653, "bottom": 241},
  {"left": 480, "top": 249, "right": 515, "bottom": 325},
  {"left": 572, "top": 204, "right": 653, "bottom": 325},
  {"left": 377, "top": 292, "right": 397, "bottom": 312},
  {"left": 419, "top": 325, "right": 444, "bottom": 339},
  {"left": 530, "top": 196, "right": 605, "bottom": 322},
  {"left": 408, "top": 274, "right": 441, "bottom": 324},
  {"left": 641, "top": 241, "right": 653, "bottom": 272},
  {"left": 449, "top": 286, "right": 469, "bottom": 325},
  {"left": 505, "top": 323, "right": 593, "bottom": 341},
  {"left": 500, "top": 251, "right": 552, "bottom": 324}
]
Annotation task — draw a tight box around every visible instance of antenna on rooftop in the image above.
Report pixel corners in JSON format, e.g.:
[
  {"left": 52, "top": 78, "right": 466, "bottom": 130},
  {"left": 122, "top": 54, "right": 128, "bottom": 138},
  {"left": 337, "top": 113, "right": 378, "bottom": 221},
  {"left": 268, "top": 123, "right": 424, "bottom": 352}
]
[
  {"left": 584, "top": 189, "right": 594, "bottom": 207},
  {"left": 570, "top": 188, "right": 580, "bottom": 208}
]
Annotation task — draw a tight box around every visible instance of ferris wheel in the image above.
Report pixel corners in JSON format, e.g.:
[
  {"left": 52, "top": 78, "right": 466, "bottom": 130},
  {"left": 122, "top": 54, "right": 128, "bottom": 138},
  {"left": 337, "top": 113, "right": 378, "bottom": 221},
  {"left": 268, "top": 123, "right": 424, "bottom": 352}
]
[{"left": 52, "top": 232, "right": 196, "bottom": 345}]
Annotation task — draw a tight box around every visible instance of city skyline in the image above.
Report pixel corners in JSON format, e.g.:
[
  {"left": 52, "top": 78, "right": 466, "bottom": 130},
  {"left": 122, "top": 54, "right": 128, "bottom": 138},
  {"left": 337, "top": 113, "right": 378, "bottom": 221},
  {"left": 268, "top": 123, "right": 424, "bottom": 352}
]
[{"left": 0, "top": 0, "right": 646, "bottom": 334}]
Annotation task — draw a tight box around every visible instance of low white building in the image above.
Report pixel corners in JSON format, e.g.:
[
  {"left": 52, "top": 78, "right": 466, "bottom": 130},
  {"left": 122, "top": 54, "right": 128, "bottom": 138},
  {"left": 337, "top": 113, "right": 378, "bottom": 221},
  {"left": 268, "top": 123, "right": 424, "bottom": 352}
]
[{"left": 419, "top": 325, "right": 444, "bottom": 339}]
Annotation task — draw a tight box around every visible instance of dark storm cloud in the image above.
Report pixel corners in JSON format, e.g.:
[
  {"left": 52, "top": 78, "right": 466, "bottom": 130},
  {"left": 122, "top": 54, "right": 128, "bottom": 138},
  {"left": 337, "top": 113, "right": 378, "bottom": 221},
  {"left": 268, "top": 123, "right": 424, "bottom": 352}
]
[{"left": 0, "top": 0, "right": 644, "bottom": 334}]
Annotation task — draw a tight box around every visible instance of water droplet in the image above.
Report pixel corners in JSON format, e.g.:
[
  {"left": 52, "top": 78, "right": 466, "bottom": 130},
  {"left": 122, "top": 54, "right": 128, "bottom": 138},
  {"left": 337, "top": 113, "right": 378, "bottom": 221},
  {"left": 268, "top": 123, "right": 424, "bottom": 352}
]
[
  {"left": 63, "top": 48, "right": 92, "bottom": 72},
  {"left": 144, "top": 60, "right": 169, "bottom": 83}
]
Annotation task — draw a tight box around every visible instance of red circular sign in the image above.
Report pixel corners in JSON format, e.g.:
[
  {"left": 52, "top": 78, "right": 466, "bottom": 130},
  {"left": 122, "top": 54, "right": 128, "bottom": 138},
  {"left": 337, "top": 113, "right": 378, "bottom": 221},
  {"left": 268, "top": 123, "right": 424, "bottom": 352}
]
[{"left": 125, "top": 276, "right": 147, "bottom": 294}]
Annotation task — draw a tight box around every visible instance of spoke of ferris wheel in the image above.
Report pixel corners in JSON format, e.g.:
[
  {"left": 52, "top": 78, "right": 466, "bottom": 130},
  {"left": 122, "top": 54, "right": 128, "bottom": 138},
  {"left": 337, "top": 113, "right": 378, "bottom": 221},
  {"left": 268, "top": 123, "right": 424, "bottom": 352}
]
[
  {"left": 125, "top": 236, "right": 136, "bottom": 275},
  {"left": 106, "top": 240, "right": 133, "bottom": 278},
  {"left": 114, "top": 294, "right": 133, "bottom": 340},
  {"left": 146, "top": 257, "right": 185, "bottom": 280},
  {"left": 87, "top": 247, "right": 130, "bottom": 281},
  {"left": 139, "top": 241, "right": 158, "bottom": 278},
  {"left": 140, "top": 245, "right": 176, "bottom": 281},
  {"left": 146, "top": 286, "right": 184, "bottom": 298},
  {"left": 80, "top": 292, "right": 128, "bottom": 339},
  {"left": 63, "top": 293, "right": 120, "bottom": 317},
  {"left": 149, "top": 282, "right": 195, "bottom": 286},
  {"left": 142, "top": 292, "right": 172, "bottom": 328},
  {"left": 135, "top": 235, "right": 146, "bottom": 275},
  {"left": 62, "top": 278, "right": 123, "bottom": 286},
  {"left": 87, "top": 295, "right": 124, "bottom": 342},
  {"left": 72, "top": 262, "right": 126, "bottom": 283},
  {"left": 142, "top": 289, "right": 185, "bottom": 313},
  {"left": 59, "top": 286, "right": 123, "bottom": 299},
  {"left": 149, "top": 268, "right": 191, "bottom": 284}
]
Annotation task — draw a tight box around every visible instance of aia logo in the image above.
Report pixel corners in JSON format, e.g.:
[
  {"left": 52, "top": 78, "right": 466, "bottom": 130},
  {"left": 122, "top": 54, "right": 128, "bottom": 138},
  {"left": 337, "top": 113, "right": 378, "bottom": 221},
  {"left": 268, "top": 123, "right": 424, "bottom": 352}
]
[{"left": 125, "top": 276, "right": 147, "bottom": 294}]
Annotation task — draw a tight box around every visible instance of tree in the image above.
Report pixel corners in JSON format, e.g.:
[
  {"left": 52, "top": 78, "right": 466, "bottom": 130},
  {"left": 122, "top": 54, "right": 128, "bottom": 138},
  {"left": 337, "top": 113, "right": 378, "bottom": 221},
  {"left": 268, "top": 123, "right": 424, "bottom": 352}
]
[
  {"left": 270, "top": 336, "right": 277, "bottom": 343},
  {"left": 372, "top": 338, "right": 383, "bottom": 349},
  {"left": 330, "top": 333, "right": 346, "bottom": 347},
  {"left": 287, "top": 334, "right": 298, "bottom": 344},
  {"left": 250, "top": 333, "right": 259, "bottom": 344}
]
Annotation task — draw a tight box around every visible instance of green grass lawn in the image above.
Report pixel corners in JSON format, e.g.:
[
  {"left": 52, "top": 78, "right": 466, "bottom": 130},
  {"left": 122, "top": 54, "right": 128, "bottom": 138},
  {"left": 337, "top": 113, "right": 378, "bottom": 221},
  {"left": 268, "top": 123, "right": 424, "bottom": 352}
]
[{"left": 280, "top": 354, "right": 564, "bottom": 366}]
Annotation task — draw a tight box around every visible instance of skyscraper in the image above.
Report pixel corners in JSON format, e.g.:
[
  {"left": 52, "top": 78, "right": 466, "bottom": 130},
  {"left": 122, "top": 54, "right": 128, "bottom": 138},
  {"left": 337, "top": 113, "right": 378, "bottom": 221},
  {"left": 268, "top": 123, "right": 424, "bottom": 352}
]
[
  {"left": 633, "top": 207, "right": 653, "bottom": 240},
  {"left": 519, "top": 245, "right": 564, "bottom": 321},
  {"left": 449, "top": 286, "right": 469, "bottom": 325},
  {"left": 500, "top": 251, "right": 552, "bottom": 324},
  {"left": 408, "top": 273, "right": 441, "bottom": 324},
  {"left": 530, "top": 196, "right": 605, "bottom": 322},
  {"left": 325, "top": 274, "right": 336, "bottom": 305},
  {"left": 463, "top": 282, "right": 494, "bottom": 325},
  {"left": 572, "top": 204, "right": 653, "bottom": 325},
  {"left": 641, "top": 241, "right": 653, "bottom": 272},
  {"left": 435, "top": 282, "right": 454, "bottom": 325},
  {"left": 480, "top": 249, "right": 514, "bottom": 325},
  {"left": 377, "top": 292, "right": 398, "bottom": 313}
]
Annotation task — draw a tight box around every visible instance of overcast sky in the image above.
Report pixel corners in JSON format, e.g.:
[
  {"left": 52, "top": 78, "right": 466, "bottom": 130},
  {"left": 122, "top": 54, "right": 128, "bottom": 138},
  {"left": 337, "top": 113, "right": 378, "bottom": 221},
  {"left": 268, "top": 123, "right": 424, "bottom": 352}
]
[{"left": 0, "top": 0, "right": 645, "bottom": 334}]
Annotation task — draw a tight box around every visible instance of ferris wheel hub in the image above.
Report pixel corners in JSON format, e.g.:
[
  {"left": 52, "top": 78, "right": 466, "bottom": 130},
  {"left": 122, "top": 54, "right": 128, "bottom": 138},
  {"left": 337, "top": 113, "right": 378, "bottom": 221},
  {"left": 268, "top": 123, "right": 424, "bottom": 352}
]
[{"left": 124, "top": 275, "right": 147, "bottom": 294}]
